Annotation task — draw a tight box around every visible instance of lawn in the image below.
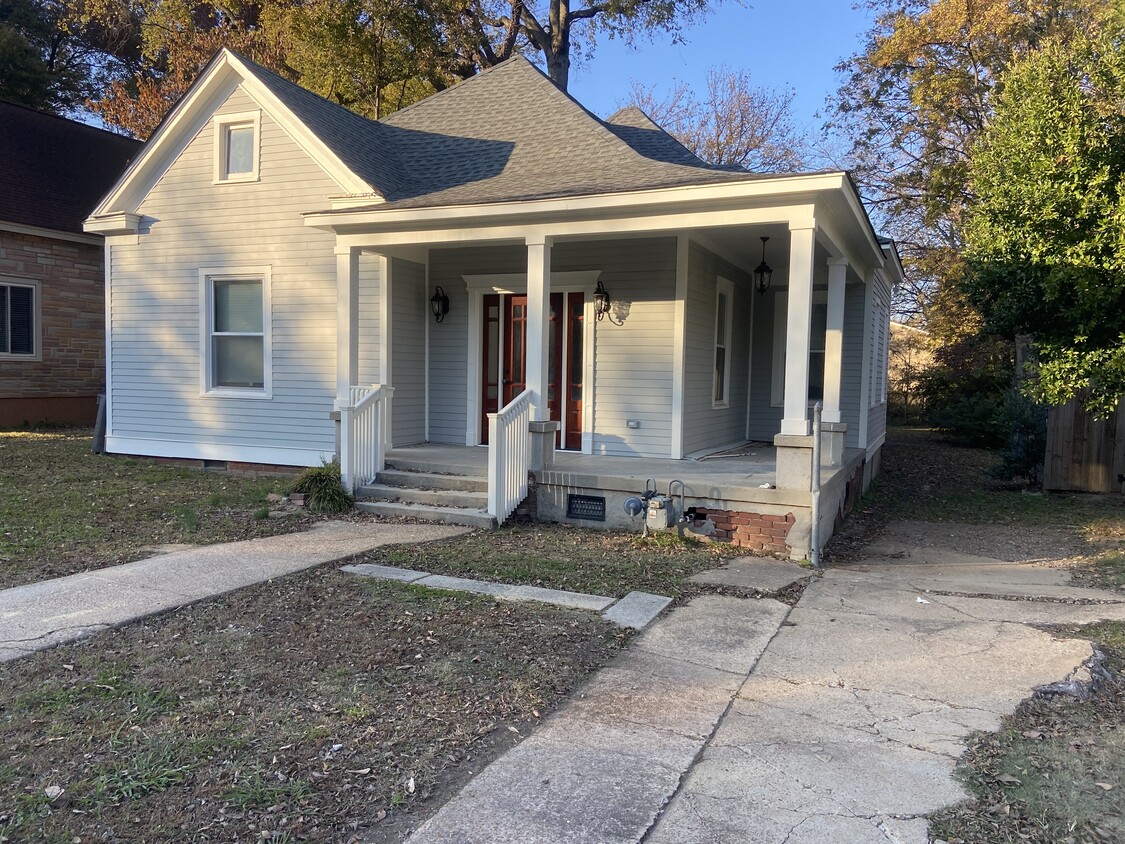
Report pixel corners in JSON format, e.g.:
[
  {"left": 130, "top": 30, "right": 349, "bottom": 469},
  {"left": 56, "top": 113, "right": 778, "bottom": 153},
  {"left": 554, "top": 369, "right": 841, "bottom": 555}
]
[
  {"left": 0, "top": 567, "right": 630, "bottom": 843},
  {"left": 0, "top": 429, "right": 325, "bottom": 589}
]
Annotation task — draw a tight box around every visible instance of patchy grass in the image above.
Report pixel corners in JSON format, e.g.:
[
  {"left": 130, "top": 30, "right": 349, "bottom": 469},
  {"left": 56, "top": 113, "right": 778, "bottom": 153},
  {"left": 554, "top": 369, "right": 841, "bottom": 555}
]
[
  {"left": 0, "top": 567, "right": 629, "bottom": 842},
  {"left": 930, "top": 621, "right": 1125, "bottom": 844},
  {"left": 0, "top": 429, "right": 331, "bottom": 589},
  {"left": 360, "top": 522, "right": 744, "bottom": 599}
]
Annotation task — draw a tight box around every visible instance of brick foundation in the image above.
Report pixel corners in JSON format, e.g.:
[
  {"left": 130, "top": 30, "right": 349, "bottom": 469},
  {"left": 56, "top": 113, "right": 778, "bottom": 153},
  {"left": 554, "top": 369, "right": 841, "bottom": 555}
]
[{"left": 691, "top": 508, "right": 796, "bottom": 556}]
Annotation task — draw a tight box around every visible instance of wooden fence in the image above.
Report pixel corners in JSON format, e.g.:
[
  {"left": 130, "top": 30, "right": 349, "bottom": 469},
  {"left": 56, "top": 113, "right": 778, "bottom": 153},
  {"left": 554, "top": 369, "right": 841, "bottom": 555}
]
[{"left": 1043, "top": 397, "right": 1125, "bottom": 493}]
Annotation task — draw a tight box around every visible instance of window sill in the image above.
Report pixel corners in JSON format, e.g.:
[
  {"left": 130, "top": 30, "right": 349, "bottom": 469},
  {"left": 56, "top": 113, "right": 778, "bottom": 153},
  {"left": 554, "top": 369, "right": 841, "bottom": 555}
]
[
  {"left": 212, "top": 175, "right": 261, "bottom": 186},
  {"left": 203, "top": 387, "right": 273, "bottom": 400}
]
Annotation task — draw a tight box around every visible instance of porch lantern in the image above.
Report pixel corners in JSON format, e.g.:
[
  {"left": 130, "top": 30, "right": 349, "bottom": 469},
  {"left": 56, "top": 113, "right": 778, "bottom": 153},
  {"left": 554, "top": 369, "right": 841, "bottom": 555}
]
[
  {"left": 593, "top": 280, "right": 611, "bottom": 322},
  {"left": 754, "top": 237, "right": 773, "bottom": 295},
  {"left": 430, "top": 286, "right": 449, "bottom": 323}
]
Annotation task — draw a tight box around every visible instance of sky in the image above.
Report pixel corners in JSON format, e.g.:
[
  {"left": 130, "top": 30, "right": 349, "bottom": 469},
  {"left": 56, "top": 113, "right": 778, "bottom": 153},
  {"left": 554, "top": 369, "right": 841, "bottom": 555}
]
[{"left": 566, "top": 1, "right": 877, "bottom": 132}]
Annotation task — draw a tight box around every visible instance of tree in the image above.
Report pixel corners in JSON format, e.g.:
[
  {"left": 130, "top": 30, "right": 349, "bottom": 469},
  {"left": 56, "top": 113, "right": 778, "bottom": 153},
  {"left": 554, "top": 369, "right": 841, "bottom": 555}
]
[
  {"left": 829, "top": 0, "right": 1111, "bottom": 322},
  {"left": 624, "top": 66, "right": 805, "bottom": 172},
  {"left": 962, "top": 31, "right": 1125, "bottom": 416}
]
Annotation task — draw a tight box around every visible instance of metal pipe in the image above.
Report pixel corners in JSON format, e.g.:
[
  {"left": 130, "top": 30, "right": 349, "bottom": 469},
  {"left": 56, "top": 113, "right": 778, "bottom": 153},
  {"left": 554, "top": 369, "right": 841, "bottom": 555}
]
[{"left": 810, "top": 401, "right": 823, "bottom": 569}]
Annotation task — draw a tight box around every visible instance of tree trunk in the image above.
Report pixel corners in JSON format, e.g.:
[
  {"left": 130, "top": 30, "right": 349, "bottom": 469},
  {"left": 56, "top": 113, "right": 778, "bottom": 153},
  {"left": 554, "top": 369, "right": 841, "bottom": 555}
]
[{"left": 546, "top": 0, "right": 570, "bottom": 89}]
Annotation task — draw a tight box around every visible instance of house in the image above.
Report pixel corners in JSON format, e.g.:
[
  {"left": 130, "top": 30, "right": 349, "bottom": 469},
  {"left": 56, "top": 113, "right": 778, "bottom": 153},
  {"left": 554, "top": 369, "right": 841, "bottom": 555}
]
[
  {"left": 84, "top": 50, "right": 900, "bottom": 559},
  {"left": 0, "top": 102, "right": 141, "bottom": 426}
]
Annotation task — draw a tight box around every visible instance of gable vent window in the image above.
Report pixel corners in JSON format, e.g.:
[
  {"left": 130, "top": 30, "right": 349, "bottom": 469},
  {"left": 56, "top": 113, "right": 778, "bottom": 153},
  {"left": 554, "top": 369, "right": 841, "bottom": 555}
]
[
  {"left": 214, "top": 111, "right": 261, "bottom": 183},
  {"left": 0, "top": 280, "right": 37, "bottom": 357}
]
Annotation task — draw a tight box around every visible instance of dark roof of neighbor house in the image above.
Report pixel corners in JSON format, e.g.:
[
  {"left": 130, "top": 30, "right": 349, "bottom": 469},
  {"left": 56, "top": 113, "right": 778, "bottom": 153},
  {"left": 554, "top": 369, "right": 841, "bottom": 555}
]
[
  {"left": 235, "top": 54, "right": 794, "bottom": 210},
  {"left": 0, "top": 102, "right": 142, "bottom": 235}
]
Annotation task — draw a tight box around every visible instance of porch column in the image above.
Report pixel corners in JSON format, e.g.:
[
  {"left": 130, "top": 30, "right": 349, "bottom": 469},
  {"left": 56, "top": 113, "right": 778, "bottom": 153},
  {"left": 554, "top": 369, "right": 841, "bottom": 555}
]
[
  {"left": 335, "top": 246, "right": 360, "bottom": 398},
  {"left": 823, "top": 258, "right": 847, "bottom": 424},
  {"left": 525, "top": 234, "right": 552, "bottom": 421},
  {"left": 780, "top": 222, "right": 817, "bottom": 436}
]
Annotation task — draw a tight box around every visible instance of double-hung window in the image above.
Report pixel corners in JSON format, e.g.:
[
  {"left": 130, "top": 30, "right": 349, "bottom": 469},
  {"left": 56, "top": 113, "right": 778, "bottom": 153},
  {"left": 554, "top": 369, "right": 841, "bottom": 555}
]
[
  {"left": 0, "top": 279, "right": 38, "bottom": 358},
  {"left": 201, "top": 269, "right": 271, "bottom": 397},
  {"left": 713, "top": 277, "right": 734, "bottom": 407}
]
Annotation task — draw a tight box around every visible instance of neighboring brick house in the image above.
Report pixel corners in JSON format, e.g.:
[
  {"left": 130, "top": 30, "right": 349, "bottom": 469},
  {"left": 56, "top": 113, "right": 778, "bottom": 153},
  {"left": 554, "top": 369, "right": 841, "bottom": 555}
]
[{"left": 0, "top": 102, "right": 141, "bottom": 426}]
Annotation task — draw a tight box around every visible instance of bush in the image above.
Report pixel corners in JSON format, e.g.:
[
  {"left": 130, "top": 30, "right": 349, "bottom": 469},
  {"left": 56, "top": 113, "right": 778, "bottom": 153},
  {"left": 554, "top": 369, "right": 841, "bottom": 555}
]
[
  {"left": 992, "top": 389, "right": 1048, "bottom": 484},
  {"left": 290, "top": 461, "right": 353, "bottom": 514},
  {"left": 920, "top": 333, "right": 1014, "bottom": 447}
]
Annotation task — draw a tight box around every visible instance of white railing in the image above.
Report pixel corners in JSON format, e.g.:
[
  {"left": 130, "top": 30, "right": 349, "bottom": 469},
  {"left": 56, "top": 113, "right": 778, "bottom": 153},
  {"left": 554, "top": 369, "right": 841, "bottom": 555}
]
[
  {"left": 487, "top": 389, "right": 533, "bottom": 524},
  {"left": 338, "top": 384, "right": 394, "bottom": 493}
]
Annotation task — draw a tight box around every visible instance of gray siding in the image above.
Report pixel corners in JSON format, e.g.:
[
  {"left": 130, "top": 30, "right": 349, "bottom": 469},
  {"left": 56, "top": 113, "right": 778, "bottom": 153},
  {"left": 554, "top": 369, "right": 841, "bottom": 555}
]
[
  {"left": 747, "top": 288, "right": 783, "bottom": 441},
  {"left": 108, "top": 85, "right": 343, "bottom": 463},
  {"left": 391, "top": 258, "right": 426, "bottom": 445},
  {"left": 555, "top": 238, "right": 677, "bottom": 457},
  {"left": 841, "top": 282, "right": 866, "bottom": 449},
  {"left": 867, "top": 274, "right": 891, "bottom": 449},
  {"left": 682, "top": 241, "right": 751, "bottom": 455}
]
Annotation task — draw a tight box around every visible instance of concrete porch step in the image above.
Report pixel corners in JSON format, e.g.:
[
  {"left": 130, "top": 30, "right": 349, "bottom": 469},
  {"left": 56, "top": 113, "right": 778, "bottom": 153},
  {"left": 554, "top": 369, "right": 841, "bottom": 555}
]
[
  {"left": 386, "top": 453, "right": 488, "bottom": 477},
  {"left": 355, "top": 500, "right": 497, "bottom": 530},
  {"left": 357, "top": 483, "right": 487, "bottom": 509},
  {"left": 376, "top": 468, "right": 488, "bottom": 494}
]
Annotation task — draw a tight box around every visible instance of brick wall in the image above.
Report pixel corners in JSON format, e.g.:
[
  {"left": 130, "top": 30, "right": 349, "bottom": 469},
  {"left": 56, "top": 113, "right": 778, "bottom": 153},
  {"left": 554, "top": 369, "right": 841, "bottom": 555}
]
[
  {"left": 691, "top": 508, "right": 796, "bottom": 556},
  {"left": 0, "top": 230, "right": 105, "bottom": 422}
]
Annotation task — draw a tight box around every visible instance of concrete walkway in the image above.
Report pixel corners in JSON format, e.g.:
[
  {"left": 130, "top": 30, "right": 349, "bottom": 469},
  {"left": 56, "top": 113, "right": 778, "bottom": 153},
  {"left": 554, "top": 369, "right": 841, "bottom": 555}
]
[
  {"left": 402, "top": 526, "right": 1125, "bottom": 844},
  {"left": 0, "top": 521, "right": 467, "bottom": 662}
]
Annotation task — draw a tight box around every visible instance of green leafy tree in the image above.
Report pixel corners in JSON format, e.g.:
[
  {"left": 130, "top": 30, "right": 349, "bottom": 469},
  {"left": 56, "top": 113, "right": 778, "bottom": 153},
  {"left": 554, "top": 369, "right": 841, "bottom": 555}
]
[
  {"left": 962, "top": 30, "right": 1125, "bottom": 416},
  {"left": 830, "top": 0, "right": 1111, "bottom": 322}
]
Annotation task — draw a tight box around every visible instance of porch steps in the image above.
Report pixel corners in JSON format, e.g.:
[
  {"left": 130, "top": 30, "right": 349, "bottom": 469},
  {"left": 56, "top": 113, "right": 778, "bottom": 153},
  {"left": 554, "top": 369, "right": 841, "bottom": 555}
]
[{"left": 355, "top": 458, "right": 496, "bottom": 529}]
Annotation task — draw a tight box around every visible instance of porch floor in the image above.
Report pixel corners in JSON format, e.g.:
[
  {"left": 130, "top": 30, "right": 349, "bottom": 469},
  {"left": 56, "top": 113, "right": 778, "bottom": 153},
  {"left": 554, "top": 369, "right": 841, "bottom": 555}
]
[{"left": 386, "top": 442, "right": 780, "bottom": 489}]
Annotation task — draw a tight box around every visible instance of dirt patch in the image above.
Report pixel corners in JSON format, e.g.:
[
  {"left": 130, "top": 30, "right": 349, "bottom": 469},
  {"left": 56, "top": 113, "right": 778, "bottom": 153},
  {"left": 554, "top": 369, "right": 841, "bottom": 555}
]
[
  {"left": 877, "top": 519, "right": 1087, "bottom": 563},
  {"left": 0, "top": 567, "right": 630, "bottom": 842}
]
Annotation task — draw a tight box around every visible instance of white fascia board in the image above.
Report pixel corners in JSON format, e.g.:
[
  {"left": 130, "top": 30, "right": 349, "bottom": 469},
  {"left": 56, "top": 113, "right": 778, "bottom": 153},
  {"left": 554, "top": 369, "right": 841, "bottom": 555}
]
[
  {"left": 1, "top": 220, "right": 103, "bottom": 246},
  {"left": 89, "top": 50, "right": 374, "bottom": 219},
  {"left": 305, "top": 173, "right": 853, "bottom": 231}
]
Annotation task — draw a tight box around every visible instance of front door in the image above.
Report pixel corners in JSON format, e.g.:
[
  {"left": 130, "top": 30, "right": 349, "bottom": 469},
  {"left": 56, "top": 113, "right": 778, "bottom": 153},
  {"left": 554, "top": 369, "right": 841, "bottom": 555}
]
[{"left": 481, "top": 292, "right": 583, "bottom": 450}]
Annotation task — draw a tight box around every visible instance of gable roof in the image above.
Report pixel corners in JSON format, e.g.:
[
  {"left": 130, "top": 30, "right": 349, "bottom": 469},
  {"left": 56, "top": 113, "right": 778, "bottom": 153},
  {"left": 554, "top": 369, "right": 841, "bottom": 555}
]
[
  {"left": 0, "top": 102, "right": 141, "bottom": 235},
  {"left": 602, "top": 106, "right": 713, "bottom": 168}
]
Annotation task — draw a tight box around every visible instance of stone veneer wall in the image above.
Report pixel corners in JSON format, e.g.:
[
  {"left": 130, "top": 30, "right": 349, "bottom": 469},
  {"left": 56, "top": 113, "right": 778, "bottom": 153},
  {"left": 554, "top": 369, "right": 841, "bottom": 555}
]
[
  {"left": 0, "top": 230, "right": 105, "bottom": 425},
  {"left": 690, "top": 509, "right": 796, "bottom": 556}
]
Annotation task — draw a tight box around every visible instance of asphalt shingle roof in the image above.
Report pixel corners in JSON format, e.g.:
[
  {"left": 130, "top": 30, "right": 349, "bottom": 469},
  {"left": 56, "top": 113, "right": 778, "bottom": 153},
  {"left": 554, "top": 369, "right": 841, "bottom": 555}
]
[
  {"left": 0, "top": 102, "right": 141, "bottom": 234},
  {"left": 235, "top": 54, "right": 778, "bottom": 210}
]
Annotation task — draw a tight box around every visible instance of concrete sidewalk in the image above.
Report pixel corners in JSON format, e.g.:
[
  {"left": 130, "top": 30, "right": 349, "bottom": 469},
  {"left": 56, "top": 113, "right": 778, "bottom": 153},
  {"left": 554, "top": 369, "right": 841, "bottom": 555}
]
[
  {"left": 401, "top": 527, "right": 1125, "bottom": 844},
  {"left": 0, "top": 521, "right": 467, "bottom": 662}
]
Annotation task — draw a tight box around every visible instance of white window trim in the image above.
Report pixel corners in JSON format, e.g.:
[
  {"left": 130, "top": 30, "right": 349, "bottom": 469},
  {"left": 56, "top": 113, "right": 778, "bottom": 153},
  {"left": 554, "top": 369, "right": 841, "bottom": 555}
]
[
  {"left": 199, "top": 266, "right": 272, "bottom": 399},
  {"left": 0, "top": 275, "right": 42, "bottom": 361},
  {"left": 771, "top": 289, "right": 828, "bottom": 408},
  {"left": 712, "top": 276, "right": 733, "bottom": 408},
  {"left": 213, "top": 110, "right": 261, "bottom": 184}
]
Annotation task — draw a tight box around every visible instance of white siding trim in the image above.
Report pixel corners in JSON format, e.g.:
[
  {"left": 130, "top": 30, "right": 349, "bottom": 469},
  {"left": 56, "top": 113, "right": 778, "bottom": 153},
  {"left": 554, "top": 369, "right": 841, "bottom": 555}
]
[
  {"left": 104, "top": 242, "right": 113, "bottom": 438},
  {"left": 424, "top": 251, "right": 431, "bottom": 440},
  {"left": 867, "top": 431, "right": 886, "bottom": 457},
  {"left": 0, "top": 221, "right": 102, "bottom": 246},
  {"left": 198, "top": 265, "right": 273, "bottom": 399},
  {"left": 671, "top": 235, "right": 688, "bottom": 458},
  {"left": 105, "top": 436, "right": 332, "bottom": 467}
]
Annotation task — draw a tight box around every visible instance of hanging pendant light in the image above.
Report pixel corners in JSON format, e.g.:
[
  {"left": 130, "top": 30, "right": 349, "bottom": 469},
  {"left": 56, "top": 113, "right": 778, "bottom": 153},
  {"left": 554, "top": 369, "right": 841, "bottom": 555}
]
[{"left": 754, "top": 236, "right": 773, "bottom": 295}]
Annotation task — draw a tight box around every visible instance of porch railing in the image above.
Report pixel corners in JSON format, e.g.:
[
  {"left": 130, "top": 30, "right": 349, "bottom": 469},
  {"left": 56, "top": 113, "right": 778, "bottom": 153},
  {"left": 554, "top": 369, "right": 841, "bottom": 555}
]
[
  {"left": 487, "top": 389, "right": 533, "bottom": 524},
  {"left": 338, "top": 384, "right": 394, "bottom": 494}
]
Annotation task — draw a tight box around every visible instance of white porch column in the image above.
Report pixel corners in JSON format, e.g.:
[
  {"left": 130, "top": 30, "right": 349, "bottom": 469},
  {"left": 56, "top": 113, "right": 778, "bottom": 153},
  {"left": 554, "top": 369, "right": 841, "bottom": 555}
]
[
  {"left": 823, "top": 257, "right": 848, "bottom": 424},
  {"left": 780, "top": 222, "right": 817, "bottom": 436},
  {"left": 525, "top": 234, "right": 552, "bottom": 421},
  {"left": 335, "top": 246, "right": 360, "bottom": 398}
]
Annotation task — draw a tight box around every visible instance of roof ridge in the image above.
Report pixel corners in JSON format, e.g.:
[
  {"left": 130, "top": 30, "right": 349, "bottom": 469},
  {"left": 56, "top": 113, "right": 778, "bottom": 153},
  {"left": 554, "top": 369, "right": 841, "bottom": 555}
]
[{"left": 0, "top": 100, "right": 142, "bottom": 145}]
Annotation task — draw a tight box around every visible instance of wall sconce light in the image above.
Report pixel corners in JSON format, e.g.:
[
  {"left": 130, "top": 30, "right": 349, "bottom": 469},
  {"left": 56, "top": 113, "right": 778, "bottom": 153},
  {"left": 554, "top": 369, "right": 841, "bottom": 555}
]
[
  {"left": 430, "top": 286, "right": 449, "bottom": 323},
  {"left": 593, "top": 281, "right": 611, "bottom": 321},
  {"left": 754, "top": 236, "right": 773, "bottom": 295}
]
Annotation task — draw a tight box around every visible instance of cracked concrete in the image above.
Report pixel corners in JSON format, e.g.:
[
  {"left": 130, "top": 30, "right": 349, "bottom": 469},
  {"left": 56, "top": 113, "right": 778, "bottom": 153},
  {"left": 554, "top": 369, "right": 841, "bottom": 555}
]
[
  {"left": 398, "top": 519, "right": 1122, "bottom": 844},
  {"left": 0, "top": 521, "right": 468, "bottom": 662}
]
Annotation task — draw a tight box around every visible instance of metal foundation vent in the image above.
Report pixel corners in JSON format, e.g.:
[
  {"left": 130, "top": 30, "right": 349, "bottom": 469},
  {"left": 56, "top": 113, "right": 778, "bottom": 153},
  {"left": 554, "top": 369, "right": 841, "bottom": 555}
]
[{"left": 567, "top": 494, "right": 606, "bottom": 522}]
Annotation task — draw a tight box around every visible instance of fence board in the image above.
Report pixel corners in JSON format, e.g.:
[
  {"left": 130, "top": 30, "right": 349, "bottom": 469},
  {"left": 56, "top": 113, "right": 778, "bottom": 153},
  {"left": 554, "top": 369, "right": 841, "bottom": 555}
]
[{"left": 1044, "top": 396, "right": 1122, "bottom": 493}]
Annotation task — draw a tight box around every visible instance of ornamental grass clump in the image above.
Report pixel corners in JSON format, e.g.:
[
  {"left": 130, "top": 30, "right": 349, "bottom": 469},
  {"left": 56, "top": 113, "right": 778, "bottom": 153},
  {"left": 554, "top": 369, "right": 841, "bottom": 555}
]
[{"left": 290, "top": 461, "right": 353, "bottom": 514}]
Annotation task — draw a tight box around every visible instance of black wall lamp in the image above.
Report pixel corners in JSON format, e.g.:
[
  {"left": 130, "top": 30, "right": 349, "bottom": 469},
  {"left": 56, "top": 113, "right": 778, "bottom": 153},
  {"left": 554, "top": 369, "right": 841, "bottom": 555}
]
[
  {"left": 754, "top": 236, "right": 773, "bottom": 295},
  {"left": 430, "top": 286, "right": 449, "bottom": 323},
  {"left": 593, "top": 280, "right": 611, "bottom": 321}
]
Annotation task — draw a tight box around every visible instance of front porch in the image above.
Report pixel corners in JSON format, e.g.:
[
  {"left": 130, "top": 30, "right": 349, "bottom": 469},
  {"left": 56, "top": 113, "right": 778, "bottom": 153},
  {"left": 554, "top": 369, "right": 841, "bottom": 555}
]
[{"left": 372, "top": 441, "right": 869, "bottom": 560}]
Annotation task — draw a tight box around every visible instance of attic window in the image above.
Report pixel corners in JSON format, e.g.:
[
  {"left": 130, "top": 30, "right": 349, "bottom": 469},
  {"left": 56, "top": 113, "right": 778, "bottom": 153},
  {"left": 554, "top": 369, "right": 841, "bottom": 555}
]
[{"left": 214, "top": 111, "right": 261, "bottom": 183}]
